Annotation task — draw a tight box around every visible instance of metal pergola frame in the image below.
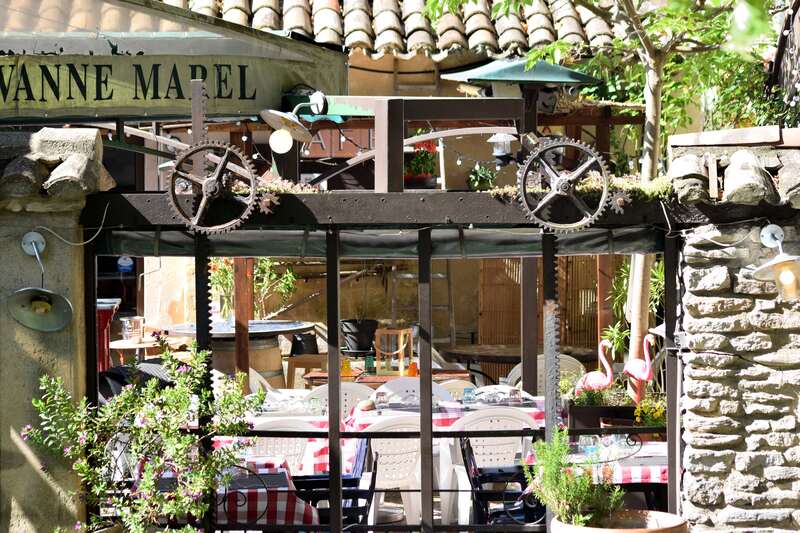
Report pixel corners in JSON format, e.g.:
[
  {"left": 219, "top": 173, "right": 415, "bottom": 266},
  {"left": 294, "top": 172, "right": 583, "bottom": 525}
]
[{"left": 77, "top": 96, "right": 800, "bottom": 532}]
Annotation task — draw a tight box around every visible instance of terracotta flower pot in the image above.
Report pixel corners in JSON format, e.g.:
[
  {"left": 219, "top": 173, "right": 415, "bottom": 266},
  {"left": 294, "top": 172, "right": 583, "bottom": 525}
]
[{"left": 551, "top": 510, "right": 687, "bottom": 533}]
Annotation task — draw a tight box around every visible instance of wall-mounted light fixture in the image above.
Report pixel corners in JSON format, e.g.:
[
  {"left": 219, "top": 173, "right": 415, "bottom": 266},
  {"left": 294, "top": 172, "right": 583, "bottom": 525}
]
[
  {"left": 753, "top": 224, "right": 800, "bottom": 299},
  {"left": 259, "top": 91, "right": 328, "bottom": 154}
]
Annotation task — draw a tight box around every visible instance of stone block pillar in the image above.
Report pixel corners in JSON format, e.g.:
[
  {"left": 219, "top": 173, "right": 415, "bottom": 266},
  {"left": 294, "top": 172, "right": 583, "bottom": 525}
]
[
  {"left": 0, "top": 128, "right": 113, "bottom": 531},
  {"left": 680, "top": 223, "right": 800, "bottom": 530}
]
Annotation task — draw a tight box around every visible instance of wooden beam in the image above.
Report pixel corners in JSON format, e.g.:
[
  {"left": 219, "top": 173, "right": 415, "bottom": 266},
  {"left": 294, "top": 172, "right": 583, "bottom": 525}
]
[
  {"left": 539, "top": 113, "right": 645, "bottom": 127},
  {"left": 233, "top": 257, "right": 254, "bottom": 393},
  {"left": 669, "top": 125, "right": 781, "bottom": 147}
]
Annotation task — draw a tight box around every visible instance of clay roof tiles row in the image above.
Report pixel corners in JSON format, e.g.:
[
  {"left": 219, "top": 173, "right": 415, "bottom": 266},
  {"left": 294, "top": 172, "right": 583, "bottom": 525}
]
[{"left": 205, "top": 0, "right": 613, "bottom": 61}]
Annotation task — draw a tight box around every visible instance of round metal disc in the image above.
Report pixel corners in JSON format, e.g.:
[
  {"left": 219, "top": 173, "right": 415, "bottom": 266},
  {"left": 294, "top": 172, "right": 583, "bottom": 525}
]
[
  {"left": 760, "top": 224, "right": 784, "bottom": 249},
  {"left": 8, "top": 287, "right": 74, "bottom": 332},
  {"left": 259, "top": 110, "right": 313, "bottom": 143}
]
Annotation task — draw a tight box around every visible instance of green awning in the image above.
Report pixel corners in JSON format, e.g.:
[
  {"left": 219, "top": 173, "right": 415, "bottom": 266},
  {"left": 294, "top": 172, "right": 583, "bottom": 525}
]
[{"left": 442, "top": 59, "right": 600, "bottom": 86}]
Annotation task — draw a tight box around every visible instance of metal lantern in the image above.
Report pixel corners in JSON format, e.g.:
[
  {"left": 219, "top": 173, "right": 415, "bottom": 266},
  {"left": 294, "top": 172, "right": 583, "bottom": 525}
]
[
  {"left": 753, "top": 224, "right": 800, "bottom": 299},
  {"left": 486, "top": 132, "right": 516, "bottom": 157}
]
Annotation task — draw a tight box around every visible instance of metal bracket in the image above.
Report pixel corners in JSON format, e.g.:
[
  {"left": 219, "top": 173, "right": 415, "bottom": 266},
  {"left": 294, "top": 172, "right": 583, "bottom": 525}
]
[{"left": 21, "top": 231, "right": 46, "bottom": 288}]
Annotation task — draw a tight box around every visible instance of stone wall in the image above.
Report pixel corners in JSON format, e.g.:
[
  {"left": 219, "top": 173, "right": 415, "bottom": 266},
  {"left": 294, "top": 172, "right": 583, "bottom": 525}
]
[
  {"left": 681, "top": 223, "right": 800, "bottom": 531},
  {"left": 0, "top": 128, "right": 112, "bottom": 531}
]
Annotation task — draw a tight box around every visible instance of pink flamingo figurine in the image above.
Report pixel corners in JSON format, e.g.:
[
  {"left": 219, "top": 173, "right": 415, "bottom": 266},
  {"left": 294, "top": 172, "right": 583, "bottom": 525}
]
[
  {"left": 574, "top": 339, "right": 614, "bottom": 396},
  {"left": 624, "top": 333, "right": 655, "bottom": 404}
]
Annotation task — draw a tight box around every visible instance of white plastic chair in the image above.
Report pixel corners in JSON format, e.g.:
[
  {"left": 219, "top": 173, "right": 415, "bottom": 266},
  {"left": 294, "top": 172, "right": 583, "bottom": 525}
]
[
  {"left": 439, "top": 408, "right": 534, "bottom": 525},
  {"left": 440, "top": 379, "right": 475, "bottom": 401},
  {"left": 372, "top": 377, "right": 453, "bottom": 403},
  {"left": 250, "top": 418, "right": 316, "bottom": 474},
  {"left": 363, "top": 415, "right": 422, "bottom": 525},
  {"left": 505, "top": 354, "right": 586, "bottom": 390},
  {"left": 249, "top": 368, "right": 275, "bottom": 394},
  {"left": 304, "top": 382, "right": 374, "bottom": 417}
]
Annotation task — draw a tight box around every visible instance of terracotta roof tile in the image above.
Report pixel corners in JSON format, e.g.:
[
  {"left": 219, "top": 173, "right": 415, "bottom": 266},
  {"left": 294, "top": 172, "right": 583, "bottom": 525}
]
[{"left": 187, "top": 0, "right": 617, "bottom": 62}]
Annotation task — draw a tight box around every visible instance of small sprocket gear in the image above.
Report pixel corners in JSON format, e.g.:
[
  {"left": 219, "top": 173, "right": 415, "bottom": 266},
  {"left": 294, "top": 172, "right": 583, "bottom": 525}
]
[
  {"left": 609, "top": 190, "right": 632, "bottom": 215},
  {"left": 259, "top": 191, "right": 280, "bottom": 214},
  {"left": 517, "top": 137, "right": 610, "bottom": 233},
  {"left": 168, "top": 141, "right": 258, "bottom": 234}
]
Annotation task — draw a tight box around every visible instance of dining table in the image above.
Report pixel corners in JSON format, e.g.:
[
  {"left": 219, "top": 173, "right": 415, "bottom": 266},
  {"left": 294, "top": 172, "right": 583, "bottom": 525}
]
[
  {"left": 153, "top": 456, "right": 319, "bottom": 526},
  {"left": 302, "top": 368, "right": 472, "bottom": 389}
]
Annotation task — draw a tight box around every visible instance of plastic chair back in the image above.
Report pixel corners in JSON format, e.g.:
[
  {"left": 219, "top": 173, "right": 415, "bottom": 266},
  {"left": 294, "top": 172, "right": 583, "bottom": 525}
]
[
  {"left": 373, "top": 377, "right": 453, "bottom": 403},
  {"left": 365, "top": 415, "right": 421, "bottom": 489},
  {"left": 305, "top": 382, "right": 374, "bottom": 417},
  {"left": 449, "top": 407, "right": 532, "bottom": 468},
  {"left": 250, "top": 418, "right": 316, "bottom": 474}
]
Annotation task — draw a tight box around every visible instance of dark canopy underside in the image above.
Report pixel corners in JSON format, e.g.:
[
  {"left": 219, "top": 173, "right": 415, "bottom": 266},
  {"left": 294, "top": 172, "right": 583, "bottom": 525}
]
[{"left": 98, "top": 226, "right": 663, "bottom": 258}]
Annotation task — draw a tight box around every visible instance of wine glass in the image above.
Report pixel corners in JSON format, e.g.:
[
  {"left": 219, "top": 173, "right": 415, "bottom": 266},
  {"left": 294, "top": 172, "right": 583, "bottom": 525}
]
[{"left": 374, "top": 391, "right": 388, "bottom": 412}]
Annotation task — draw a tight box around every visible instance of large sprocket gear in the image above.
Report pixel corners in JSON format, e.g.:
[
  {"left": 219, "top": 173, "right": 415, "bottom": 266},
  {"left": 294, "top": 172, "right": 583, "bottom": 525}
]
[
  {"left": 168, "top": 141, "right": 258, "bottom": 234},
  {"left": 517, "top": 137, "right": 610, "bottom": 233}
]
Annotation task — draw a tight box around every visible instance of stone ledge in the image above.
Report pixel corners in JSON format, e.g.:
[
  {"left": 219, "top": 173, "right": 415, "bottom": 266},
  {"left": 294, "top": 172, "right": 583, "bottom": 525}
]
[{"left": 0, "top": 128, "right": 115, "bottom": 212}]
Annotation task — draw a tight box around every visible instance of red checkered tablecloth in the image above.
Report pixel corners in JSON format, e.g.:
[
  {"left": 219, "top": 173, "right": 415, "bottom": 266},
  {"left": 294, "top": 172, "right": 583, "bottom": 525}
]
[
  {"left": 591, "top": 464, "right": 668, "bottom": 484},
  {"left": 215, "top": 482, "right": 318, "bottom": 526}
]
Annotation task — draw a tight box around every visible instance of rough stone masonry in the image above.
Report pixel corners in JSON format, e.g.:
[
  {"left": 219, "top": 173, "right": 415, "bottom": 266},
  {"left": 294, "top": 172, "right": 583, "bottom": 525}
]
[{"left": 681, "top": 222, "right": 800, "bottom": 532}]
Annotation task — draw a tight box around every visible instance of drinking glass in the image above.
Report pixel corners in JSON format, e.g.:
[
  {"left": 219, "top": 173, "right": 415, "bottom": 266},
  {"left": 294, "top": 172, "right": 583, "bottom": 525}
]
[
  {"left": 462, "top": 387, "right": 476, "bottom": 406},
  {"left": 374, "top": 391, "right": 388, "bottom": 411},
  {"left": 309, "top": 398, "right": 322, "bottom": 415}
]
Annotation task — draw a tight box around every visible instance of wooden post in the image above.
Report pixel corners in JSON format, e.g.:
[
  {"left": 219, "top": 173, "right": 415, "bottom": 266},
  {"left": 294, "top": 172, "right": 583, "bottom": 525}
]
[
  {"left": 596, "top": 254, "right": 614, "bottom": 348},
  {"left": 374, "top": 98, "right": 405, "bottom": 192},
  {"left": 596, "top": 108, "right": 611, "bottom": 159},
  {"left": 233, "top": 257, "right": 254, "bottom": 393},
  {"left": 664, "top": 232, "right": 680, "bottom": 514},
  {"left": 521, "top": 257, "right": 539, "bottom": 395},
  {"left": 418, "top": 228, "right": 434, "bottom": 533},
  {"left": 326, "top": 229, "right": 343, "bottom": 533}
]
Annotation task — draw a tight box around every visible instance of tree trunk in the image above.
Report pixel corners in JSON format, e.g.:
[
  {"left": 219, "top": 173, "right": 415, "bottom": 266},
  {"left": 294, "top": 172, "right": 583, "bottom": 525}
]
[
  {"left": 627, "top": 253, "right": 654, "bottom": 402},
  {"left": 627, "top": 53, "right": 663, "bottom": 402},
  {"left": 640, "top": 55, "right": 665, "bottom": 182}
]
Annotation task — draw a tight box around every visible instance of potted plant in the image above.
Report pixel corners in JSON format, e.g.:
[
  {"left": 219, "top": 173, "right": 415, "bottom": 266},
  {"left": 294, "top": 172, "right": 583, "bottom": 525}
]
[
  {"left": 404, "top": 139, "right": 438, "bottom": 189},
  {"left": 523, "top": 429, "right": 687, "bottom": 532},
  {"left": 24, "top": 335, "right": 263, "bottom": 532},
  {"left": 565, "top": 377, "right": 636, "bottom": 429},
  {"left": 467, "top": 164, "right": 497, "bottom": 191}
]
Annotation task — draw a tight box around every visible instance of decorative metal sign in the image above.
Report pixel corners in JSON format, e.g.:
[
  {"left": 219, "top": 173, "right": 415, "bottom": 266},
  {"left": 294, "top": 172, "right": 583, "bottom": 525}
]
[{"left": 0, "top": 54, "right": 340, "bottom": 121}]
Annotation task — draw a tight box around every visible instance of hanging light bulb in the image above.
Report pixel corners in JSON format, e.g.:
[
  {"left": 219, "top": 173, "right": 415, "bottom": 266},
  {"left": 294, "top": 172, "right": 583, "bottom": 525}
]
[
  {"left": 474, "top": 162, "right": 480, "bottom": 171},
  {"left": 456, "top": 156, "right": 462, "bottom": 166},
  {"left": 495, "top": 164, "right": 502, "bottom": 171},
  {"left": 269, "top": 129, "right": 294, "bottom": 154},
  {"left": 753, "top": 224, "right": 800, "bottom": 300},
  {"left": 241, "top": 135, "right": 248, "bottom": 142}
]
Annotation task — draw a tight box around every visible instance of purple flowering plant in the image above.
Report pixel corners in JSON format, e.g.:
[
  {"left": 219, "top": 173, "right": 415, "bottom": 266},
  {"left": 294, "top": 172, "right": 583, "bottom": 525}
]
[{"left": 27, "top": 339, "right": 264, "bottom": 533}]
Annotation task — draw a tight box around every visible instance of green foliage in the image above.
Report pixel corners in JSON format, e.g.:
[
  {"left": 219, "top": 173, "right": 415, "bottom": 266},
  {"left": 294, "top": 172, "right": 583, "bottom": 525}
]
[
  {"left": 570, "top": 379, "right": 632, "bottom": 407},
  {"left": 608, "top": 257, "right": 665, "bottom": 326},
  {"left": 522, "top": 429, "right": 625, "bottom": 526},
  {"left": 467, "top": 164, "right": 497, "bottom": 191},
  {"left": 26, "top": 338, "right": 264, "bottom": 533},
  {"left": 426, "top": 0, "right": 781, "bottom": 177},
  {"left": 405, "top": 149, "right": 438, "bottom": 177},
  {"left": 601, "top": 321, "right": 631, "bottom": 360},
  {"left": 209, "top": 257, "right": 297, "bottom": 319},
  {"left": 635, "top": 394, "right": 667, "bottom": 427}
]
